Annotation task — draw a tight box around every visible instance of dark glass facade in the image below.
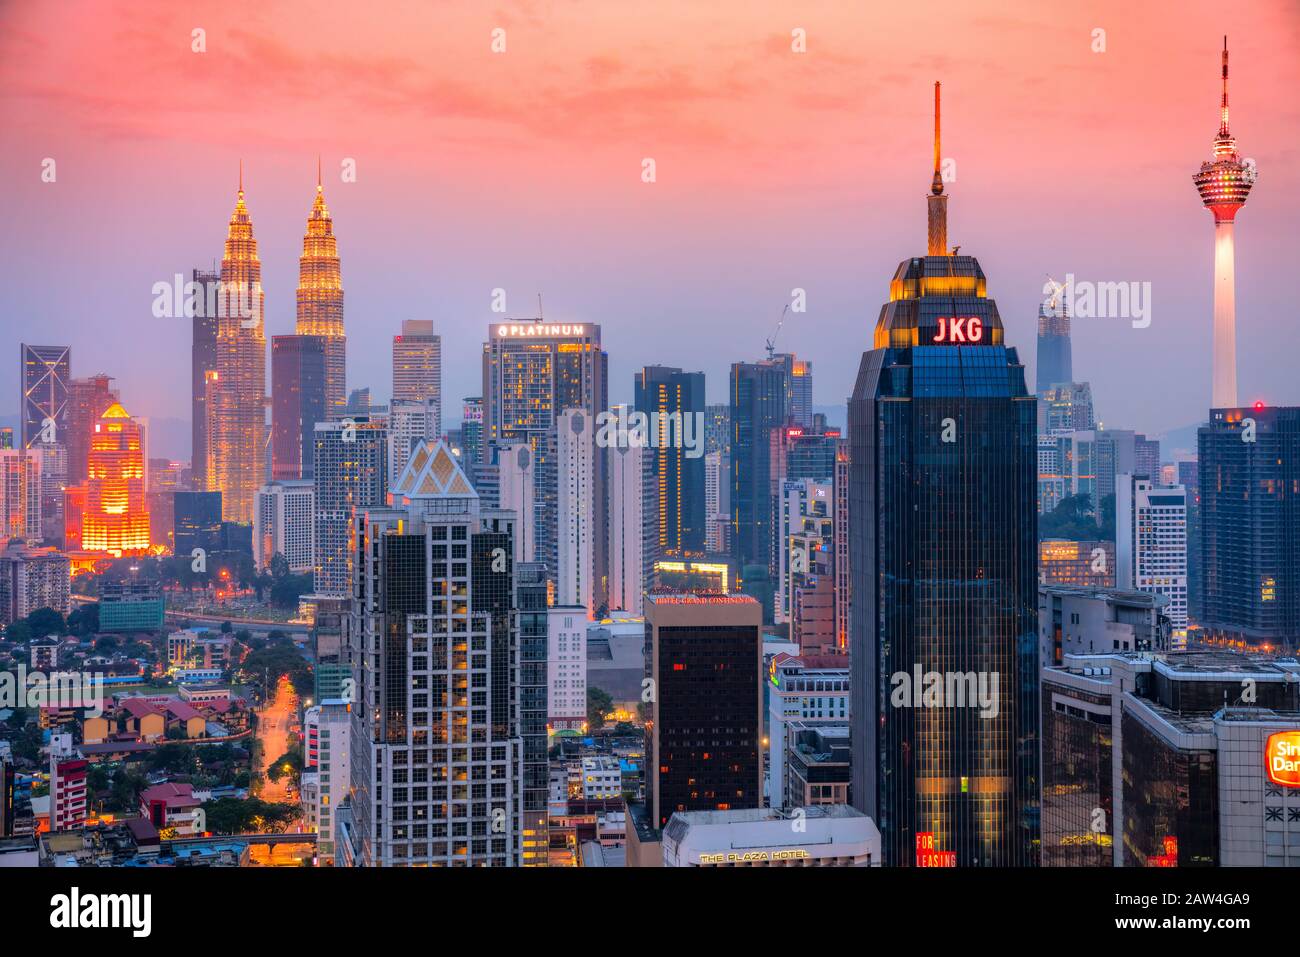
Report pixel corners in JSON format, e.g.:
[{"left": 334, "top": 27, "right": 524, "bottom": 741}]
[
  {"left": 1040, "top": 684, "right": 1112, "bottom": 866},
  {"left": 634, "top": 366, "right": 706, "bottom": 553},
  {"left": 516, "top": 562, "right": 550, "bottom": 865},
  {"left": 173, "top": 490, "right": 222, "bottom": 556},
  {"left": 729, "top": 360, "right": 788, "bottom": 574},
  {"left": 849, "top": 254, "right": 1040, "bottom": 867},
  {"left": 1121, "top": 710, "right": 1218, "bottom": 867},
  {"left": 1035, "top": 309, "right": 1071, "bottom": 393},
  {"left": 1198, "top": 406, "right": 1300, "bottom": 650},
  {"left": 271, "top": 334, "right": 328, "bottom": 481}
]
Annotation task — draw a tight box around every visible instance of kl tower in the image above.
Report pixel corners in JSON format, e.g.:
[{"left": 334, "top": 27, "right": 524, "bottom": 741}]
[{"left": 1193, "top": 36, "right": 1255, "bottom": 409}]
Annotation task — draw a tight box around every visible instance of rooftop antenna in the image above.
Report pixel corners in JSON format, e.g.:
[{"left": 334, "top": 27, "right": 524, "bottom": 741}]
[
  {"left": 537, "top": 293, "right": 544, "bottom": 321},
  {"left": 926, "top": 81, "right": 949, "bottom": 257}
]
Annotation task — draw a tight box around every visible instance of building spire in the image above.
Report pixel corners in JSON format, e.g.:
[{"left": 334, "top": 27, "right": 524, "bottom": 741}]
[
  {"left": 238, "top": 159, "right": 243, "bottom": 197},
  {"left": 926, "top": 81, "right": 949, "bottom": 256},
  {"left": 317, "top": 153, "right": 323, "bottom": 192},
  {"left": 1219, "top": 35, "right": 1230, "bottom": 135}
]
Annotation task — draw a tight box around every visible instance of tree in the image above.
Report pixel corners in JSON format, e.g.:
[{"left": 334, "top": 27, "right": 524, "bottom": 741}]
[
  {"left": 220, "top": 620, "right": 233, "bottom": 634},
  {"left": 25, "top": 607, "right": 65, "bottom": 638},
  {"left": 269, "top": 552, "right": 290, "bottom": 580},
  {"left": 67, "top": 603, "right": 100, "bottom": 637},
  {"left": 4, "top": 621, "right": 31, "bottom": 645},
  {"left": 109, "top": 766, "right": 150, "bottom": 811},
  {"left": 587, "top": 686, "right": 614, "bottom": 730}
]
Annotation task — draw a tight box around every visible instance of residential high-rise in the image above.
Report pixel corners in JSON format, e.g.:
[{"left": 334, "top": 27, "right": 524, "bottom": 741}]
[
  {"left": 848, "top": 84, "right": 1039, "bottom": 866},
  {"left": 0, "top": 541, "right": 70, "bottom": 624},
  {"left": 82, "top": 403, "right": 150, "bottom": 556},
  {"left": 557, "top": 409, "right": 595, "bottom": 615},
  {"left": 833, "top": 440, "right": 850, "bottom": 654},
  {"left": 1193, "top": 37, "right": 1254, "bottom": 409},
  {"left": 19, "top": 344, "right": 70, "bottom": 449},
  {"left": 547, "top": 606, "right": 588, "bottom": 730},
  {"left": 608, "top": 438, "right": 656, "bottom": 615},
  {"left": 704, "top": 403, "right": 730, "bottom": 455},
  {"left": 496, "top": 444, "right": 536, "bottom": 563},
  {"left": 190, "top": 267, "right": 220, "bottom": 491},
  {"left": 703, "top": 450, "right": 727, "bottom": 553},
  {"left": 776, "top": 479, "right": 835, "bottom": 655},
  {"left": 49, "top": 733, "right": 87, "bottom": 833},
  {"left": 301, "top": 699, "right": 351, "bottom": 866},
  {"left": 392, "top": 320, "right": 441, "bottom": 410},
  {"left": 387, "top": 398, "right": 440, "bottom": 481},
  {"left": 644, "top": 593, "right": 762, "bottom": 829},
  {"left": 296, "top": 167, "right": 346, "bottom": 416},
  {"left": 459, "top": 397, "right": 483, "bottom": 466},
  {"left": 346, "top": 440, "right": 521, "bottom": 866},
  {"left": 767, "top": 652, "right": 850, "bottom": 809},
  {"left": 1116, "top": 475, "right": 1189, "bottom": 631},
  {"left": 65, "top": 374, "right": 118, "bottom": 484},
  {"left": 1037, "top": 382, "right": 1094, "bottom": 435},
  {"left": 207, "top": 173, "right": 267, "bottom": 524},
  {"left": 481, "top": 320, "right": 607, "bottom": 598},
  {"left": 271, "top": 334, "right": 328, "bottom": 481},
  {"left": 0, "top": 451, "right": 40, "bottom": 543},
  {"left": 254, "top": 480, "right": 314, "bottom": 573},
  {"left": 634, "top": 366, "right": 706, "bottom": 553},
  {"left": 729, "top": 359, "right": 788, "bottom": 573},
  {"left": 313, "top": 417, "right": 387, "bottom": 598},
  {"left": 1198, "top": 405, "right": 1300, "bottom": 651}
]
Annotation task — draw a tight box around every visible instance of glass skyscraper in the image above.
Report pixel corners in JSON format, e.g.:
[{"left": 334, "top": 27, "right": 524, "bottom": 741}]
[
  {"left": 849, "top": 85, "right": 1039, "bottom": 867},
  {"left": 634, "top": 365, "right": 706, "bottom": 554}
]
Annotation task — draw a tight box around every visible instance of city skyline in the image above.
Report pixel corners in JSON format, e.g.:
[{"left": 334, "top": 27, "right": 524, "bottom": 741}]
[{"left": 3, "top": 0, "right": 1299, "bottom": 449}]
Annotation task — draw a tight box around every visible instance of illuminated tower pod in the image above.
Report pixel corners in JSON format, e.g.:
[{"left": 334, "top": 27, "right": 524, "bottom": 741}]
[
  {"left": 1192, "top": 37, "right": 1254, "bottom": 410},
  {"left": 83, "top": 403, "right": 151, "bottom": 556},
  {"left": 208, "top": 169, "right": 267, "bottom": 525},
  {"left": 296, "top": 162, "right": 347, "bottom": 415},
  {"left": 848, "top": 83, "right": 1040, "bottom": 866}
]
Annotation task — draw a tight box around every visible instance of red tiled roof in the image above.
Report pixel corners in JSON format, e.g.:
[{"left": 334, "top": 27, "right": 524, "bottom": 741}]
[{"left": 139, "top": 782, "right": 197, "bottom": 809}]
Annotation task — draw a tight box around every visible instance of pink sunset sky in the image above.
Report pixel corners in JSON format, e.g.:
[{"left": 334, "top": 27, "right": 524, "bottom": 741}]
[{"left": 2, "top": 0, "right": 1298, "bottom": 456}]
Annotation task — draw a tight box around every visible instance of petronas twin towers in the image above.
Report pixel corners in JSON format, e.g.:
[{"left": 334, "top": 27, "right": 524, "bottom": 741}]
[{"left": 204, "top": 165, "right": 345, "bottom": 523}]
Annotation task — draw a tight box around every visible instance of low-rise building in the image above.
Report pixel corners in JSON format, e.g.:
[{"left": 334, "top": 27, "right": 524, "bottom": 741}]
[{"left": 660, "top": 805, "right": 881, "bottom": 867}]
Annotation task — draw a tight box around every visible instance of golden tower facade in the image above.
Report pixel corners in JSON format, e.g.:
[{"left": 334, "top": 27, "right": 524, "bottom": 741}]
[
  {"left": 83, "top": 402, "right": 150, "bottom": 555},
  {"left": 296, "top": 165, "right": 346, "bottom": 415},
  {"left": 208, "top": 173, "right": 267, "bottom": 524}
]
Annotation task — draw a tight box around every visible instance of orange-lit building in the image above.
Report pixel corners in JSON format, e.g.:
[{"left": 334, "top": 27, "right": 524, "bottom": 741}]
[{"left": 81, "top": 402, "right": 150, "bottom": 556}]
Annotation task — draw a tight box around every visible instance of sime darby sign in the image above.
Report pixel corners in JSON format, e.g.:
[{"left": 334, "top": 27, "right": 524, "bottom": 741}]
[
  {"left": 931, "top": 316, "right": 984, "bottom": 344},
  {"left": 1266, "top": 731, "right": 1300, "bottom": 788}
]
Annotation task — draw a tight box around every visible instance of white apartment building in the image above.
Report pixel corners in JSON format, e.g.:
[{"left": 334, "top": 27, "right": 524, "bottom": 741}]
[
  {"left": 1117, "top": 474, "right": 1189, "bottom": 630},
  {"left": 302, "top": 699, "right": 352, "bottom": 865},
  {"left": 581, "top": 755, "right": 622, "bottom": 800},
  {"left": 608, "top": 441, "right": 653, "bottom": 616},
  {"left": 557, "top": 408, "right": 594, "bottom": 615},
  {"left": 548, "top": 606, "right": 588, "bottom": 731},
  {"left": 767, "top": 652, "right": 850, "bottom": 808},
  {"left": 254, "top": 480, "right": 314, "bottom": 573}
]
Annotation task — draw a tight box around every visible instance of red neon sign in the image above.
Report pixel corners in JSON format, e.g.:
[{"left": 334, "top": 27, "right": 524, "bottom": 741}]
[
  {"left": 932, "top": 316, "right": 983, "bottom": 344},
  {"left": 915, "top": 832, "right": 956, "bottom": 867},
  {"left": 1266, "top": 731, "right": 1300, "bottom": 788}
]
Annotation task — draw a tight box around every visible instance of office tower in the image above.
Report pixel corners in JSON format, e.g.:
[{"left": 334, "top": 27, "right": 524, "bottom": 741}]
[
  {"left": 1199, "top": 405, "right": 1300, "bottom": 650},
  {"left": 1037, "top": 436, "right": 1066, "bottom": 514},
  {"left": 99, "top": 579, "right": 165, "bottom": 633},
  {"left": 65, "top": 374, "right": 118, "bottom": 484},
  {"left": 1037, "top": 382, "right": 1095, "bottom": 434},
  {"left": 608, "top": 440, "right": 656, "bottom": 615},
  {"left": 0, "top": 450, "right": 42, "bottom": 543},
  {"left": 481, "top": 320, "right": 608, "bottom": 598},
  {"left": 848, "top": 84, "right": 1039, "bottom": 866},
  {"left": 33, "top": 443, "right": 66, "bottom": 544},
  {"left": 1135, "top": 436, "right": 1161, "bottom": 482},
  {"left": 833, "top": 440, "right": 850, "bottom": 654},
  {"left": 705, "top": 403, "right": 730, "bottom": 455},
  {"left": 344, "top": 388, "right": 387, "bottom": 418},
  {"left": 767, "top": 653, "right": 850, "bottom": 808},
  {"left": 191, "top": 268, "right": 220, "bottom": 491},
  {"left": 496, "top": 444, "right": 536, "bottom": 563},
  {"left": 729, "top": 359, "right": 788, "bottom": 572},
  {"left": 296, "top": 168, "right": 346, "bottom": 416},
  {"left": 634, "top": 366, "right": 706, "bottom": 553},
  {"left": 271, "top": 334, "right": 328, "bottom": 481},
  {"left": 392, "top": 319, "right": 442, "bottom": 409},
  {"left": 388, "top": 398, "right": 440, "bottom": 480},
  {"left": 301, "top": 699, "right": 351, "bottom": 865},
  {"left": 771, "top": 414, "right": 840, "bottom": 493},
  {"left": 703, "top": 450, "right": 727, "bottom": 552},
  {"left": 254, "top": 480, "right": 314, "bottom": 573},
  {"left": 547, "top": 606, "right": 588, "bottom": 730},
  {"left": 347, "top": 440, "right": 521, "bottom": 866},
  {"left": 49, "top": 733, "right": 87, "bottom": 833},
  {"left": 0, "top": 542, "right": 70, "bottom": 624},
  {"left": 207, "top": 173, "right": 267, "bottom": 524},
  {"left": 1035, "top": 292, "right": 1072, "bottom": 392},
  {"left": 1041, "top": 649, "right": 1300, "bottom": 867},
  {"left": 788, "top": 357, "right": 813, "bottom": 427},
  {"left": 1039, "top": 540, "right": 1116, "bottom": 589},
  {"left": 644, "top": 593, "right": 762, "bottom": 829},
  {"left": 80, "top": 403, "right": 150, "bottom": 556},
  {"left": 516, "top": 562, "right": 550, "bottom": 866},
  {"left": 460, "top": 397, "right": 484, "bottom": 466},
  {"left": 19, "top": 344, "right": 70, "bottom": 449},
  {"left": 1117, "top": 475, "right": 1189, "bottom": 631},
  {"left": 173, "top": 490, "right": 222, "bottom": 558},
  {"left": 557, "top": 409, "right": 595, "bottom": 615},
  {"left": 1193, "top": 38, "right": 1254, "bottom": 409},
  {"left": 313, "top": 417, "right": 387, "bottom": 597}
]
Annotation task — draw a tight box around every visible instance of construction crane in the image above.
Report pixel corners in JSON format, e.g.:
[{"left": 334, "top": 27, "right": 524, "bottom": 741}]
[
  {"left": 764, "top": 304, "right": 790, "bottom": 360},
  {"left": 1043, "top": 274, "right": 1069, "bottom": 315}
]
